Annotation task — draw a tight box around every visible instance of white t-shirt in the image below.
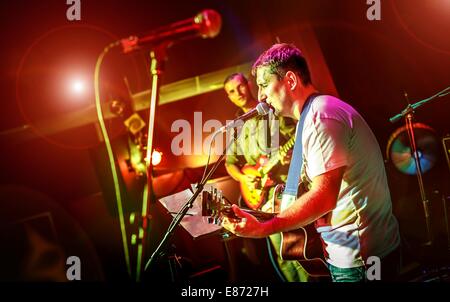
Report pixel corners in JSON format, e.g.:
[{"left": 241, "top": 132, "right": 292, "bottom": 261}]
[{"left": 300, "top": 95, "right": 400, "bottom": 268}]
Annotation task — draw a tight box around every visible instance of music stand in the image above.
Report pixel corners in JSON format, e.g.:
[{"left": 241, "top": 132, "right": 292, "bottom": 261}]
[{"left": 158, "top": 188, "right": 222, "bottom": 240}]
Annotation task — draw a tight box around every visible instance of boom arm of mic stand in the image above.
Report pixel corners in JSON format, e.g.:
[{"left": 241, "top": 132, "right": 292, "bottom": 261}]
[
  {"left": 389, "top": 86, "right": 450, "bottom": 124},
  {"left": 389, "top": 105, "right": 412, "bottom": 124}
]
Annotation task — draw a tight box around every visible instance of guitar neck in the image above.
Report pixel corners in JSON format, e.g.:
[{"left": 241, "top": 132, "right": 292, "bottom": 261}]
[
  {"left": 244, "top": 209, "right": 276, "bottom": 221},
  {"left": 222, "top": 206, "right": 276, "bottom": 222},
  {"left": 261, "top": 136, "right": 295, "bottom": 174}
]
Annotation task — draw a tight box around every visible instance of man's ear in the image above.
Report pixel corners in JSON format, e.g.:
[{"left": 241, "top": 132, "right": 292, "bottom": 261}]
[{"left": 284, "top": 71, "right": 298, "bottom": 91}]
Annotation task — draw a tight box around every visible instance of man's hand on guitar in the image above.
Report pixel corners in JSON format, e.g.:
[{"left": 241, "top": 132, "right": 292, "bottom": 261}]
[{"left": 221, "top": 204, "right": 272, "bottom": 238}]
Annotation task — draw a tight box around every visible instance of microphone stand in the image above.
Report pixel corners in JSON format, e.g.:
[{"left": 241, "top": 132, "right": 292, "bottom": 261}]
[
  {"left": 389, "top": 86, "right": 450, "bottom": 246},
  {"left": 144, "top": 129, "right": 231, "bottom": 279},
  {"left": 137, "top": 42, "right": 170, "bottom": 281}
]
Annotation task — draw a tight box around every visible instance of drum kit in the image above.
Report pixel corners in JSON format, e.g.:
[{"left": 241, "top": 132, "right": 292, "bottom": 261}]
[{"left": 386, "top": 123, "right": 440, "bottom": 176}]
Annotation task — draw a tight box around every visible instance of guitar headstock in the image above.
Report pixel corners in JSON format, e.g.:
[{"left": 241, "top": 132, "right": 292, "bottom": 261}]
[
  {"left": 201, "top": 187, "right": 239, "bottom": 224},
  {"left": 202, "top": 186, "right": 277, "bottom": 224}
]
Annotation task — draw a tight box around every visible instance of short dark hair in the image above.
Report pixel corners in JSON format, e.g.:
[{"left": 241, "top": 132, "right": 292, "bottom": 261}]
[
  {"left": 251, "top": 43, "right": 312, "bottom": 85},
  {"left": 223, "top": 72, "right": 248, "bottom": 86}
]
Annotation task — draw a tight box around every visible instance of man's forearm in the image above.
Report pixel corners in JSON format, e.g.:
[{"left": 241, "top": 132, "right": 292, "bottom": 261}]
[
  {"left": 268, "top": 186, "right": 336, "bottom": 234},
  {"left": 268, "top": 166, "right": 343, "bottom": 234}
]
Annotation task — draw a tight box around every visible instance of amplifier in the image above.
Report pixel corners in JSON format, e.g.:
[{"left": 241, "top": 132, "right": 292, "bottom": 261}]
[{"left": 443, "top": 135, "right": 450, "bottom": 175}]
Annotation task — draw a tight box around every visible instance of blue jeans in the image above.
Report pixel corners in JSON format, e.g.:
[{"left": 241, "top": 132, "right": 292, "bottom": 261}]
[
  {"left": 327, "top": 246, "right": 402, "bottom": 282},
  {"left": 327, "top": 264, "right": 366, "bottom": 282}
]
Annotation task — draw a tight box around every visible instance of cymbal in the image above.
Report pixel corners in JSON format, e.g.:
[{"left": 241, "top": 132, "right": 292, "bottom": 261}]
[{"left": 386, "top": 123, "right": 439, "bottom": 175}]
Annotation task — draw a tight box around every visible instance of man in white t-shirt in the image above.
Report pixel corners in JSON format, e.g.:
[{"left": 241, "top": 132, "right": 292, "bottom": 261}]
[
  {"left": 222, "top": 43, "right": 401, "bottom": 282},
  {"left": 223, "top": 73, "right": 309, "bottom": 282}
]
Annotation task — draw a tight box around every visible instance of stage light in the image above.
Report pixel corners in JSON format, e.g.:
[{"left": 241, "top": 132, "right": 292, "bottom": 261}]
[
  {"left": 144, "top": 149, "right": 163, "bottom": 167},
  {"left": 151, "top": 150, "right": 162, "bottom": 166},
  {"left": 70, "top": 78, "right": 85, "bottom": 95}
]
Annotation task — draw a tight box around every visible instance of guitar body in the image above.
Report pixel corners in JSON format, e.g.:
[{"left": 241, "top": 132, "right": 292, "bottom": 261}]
[
  {"left": 280, "top": 225, "right": 329, "bottom": 277},
  {"left": 240, "top": 156, "right": 275, "bottom": 210},
  {"left": 239, "top": 136, "right": 295, "bottom": 210},
  {"left": 273, "top": 185, "right": 329, "bottom": 277}
]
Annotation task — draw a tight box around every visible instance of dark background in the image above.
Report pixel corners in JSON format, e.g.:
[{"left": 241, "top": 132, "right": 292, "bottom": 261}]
[{"left": 0, "top": 0, "right": 449, "bottom": 282}]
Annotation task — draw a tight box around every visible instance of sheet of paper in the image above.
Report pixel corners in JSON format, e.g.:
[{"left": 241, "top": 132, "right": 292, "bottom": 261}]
[{"left": 158, "top": 188, "right": 222, "bottom": 239}]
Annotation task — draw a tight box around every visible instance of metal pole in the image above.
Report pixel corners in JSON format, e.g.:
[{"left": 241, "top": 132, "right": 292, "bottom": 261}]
[
  {"left": 404, "top": 111, "right": 433, "bottom": 246},
  {"left": 137, "top": 44, "right": 169, "bottom": 281}
]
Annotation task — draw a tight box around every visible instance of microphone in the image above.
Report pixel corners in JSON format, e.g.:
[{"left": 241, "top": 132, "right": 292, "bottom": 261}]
[
  {"left": 121, "top": 9, "right": 222, "bottom": 53},
  {"left": 219, "top": 102, "right": 271, "bottom": 133}
]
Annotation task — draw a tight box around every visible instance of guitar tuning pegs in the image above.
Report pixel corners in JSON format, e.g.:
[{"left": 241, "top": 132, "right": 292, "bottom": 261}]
[
  {"left": 206, "top": 216, "right": 221, "bottom": 225},
  {"left": 214, "top": 217, "right": 222, "bottom": 225}
]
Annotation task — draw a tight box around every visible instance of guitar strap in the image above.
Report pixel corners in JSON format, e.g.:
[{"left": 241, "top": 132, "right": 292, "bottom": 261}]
[{"left": 281, "top": 93, "right": 321, "bottom": 211}]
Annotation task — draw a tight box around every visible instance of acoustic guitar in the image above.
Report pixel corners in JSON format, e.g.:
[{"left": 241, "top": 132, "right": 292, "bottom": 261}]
[{"left": 202, "top": 186, "right": 330, "bottom": 278}]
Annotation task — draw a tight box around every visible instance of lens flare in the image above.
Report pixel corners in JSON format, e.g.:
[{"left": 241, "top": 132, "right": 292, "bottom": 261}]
[
  {"left": 71, "top": 79, "right": 85, "bottom": 94},
  {"left": 151, "top": 150, "right": 162, "bottom": 166}
]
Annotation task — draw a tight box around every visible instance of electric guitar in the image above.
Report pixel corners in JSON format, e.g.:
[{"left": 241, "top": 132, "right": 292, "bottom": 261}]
[
  {"left": 240, "top": 136, "right": 295, "bottom": 210},
  {"left": 202, "top": 186, "right": 330, "bottom": 278}
]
